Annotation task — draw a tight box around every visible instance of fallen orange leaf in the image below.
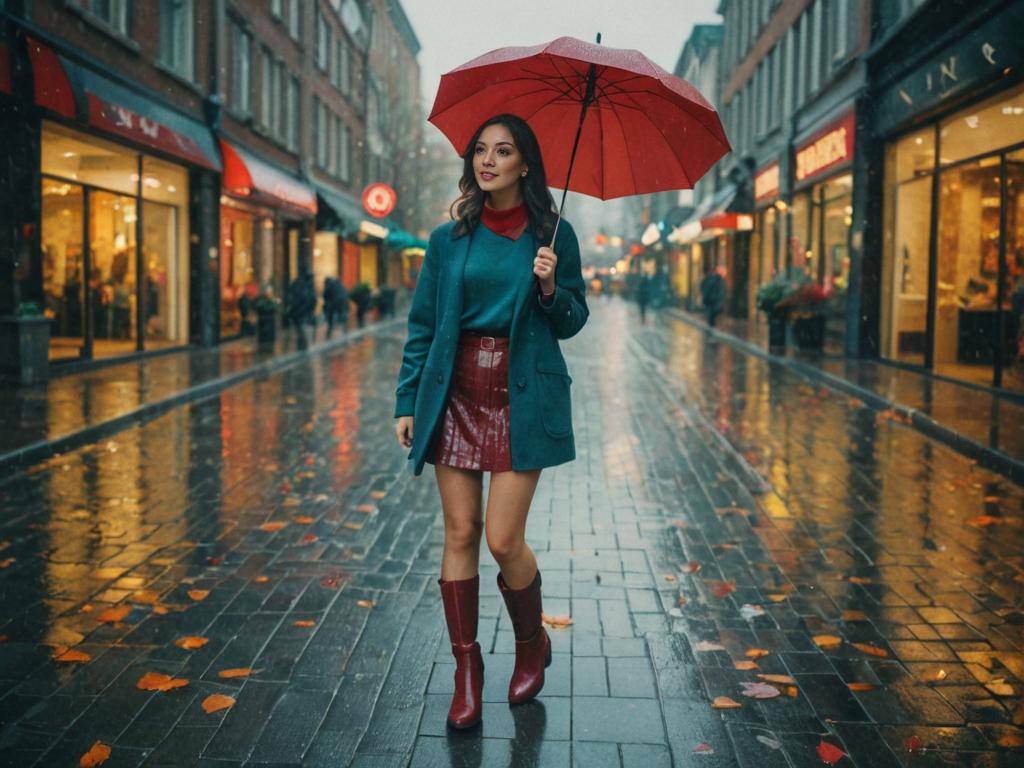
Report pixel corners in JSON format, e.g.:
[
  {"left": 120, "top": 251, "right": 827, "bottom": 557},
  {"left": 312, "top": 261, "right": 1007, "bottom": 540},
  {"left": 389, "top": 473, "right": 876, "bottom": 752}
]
[
  {"left": 813, "top": 634, "right": 842, "bottom": 649},
  {"left": 767, "top": 594, "right": 788, "bottom": 602},
  {"left": 294, "top": 516, "right": 314, "bottom": 525},
  {"left": 847, "top": 576, "right": 872, "bottom": 584},
  {"left": 259, "top": 522, "right": 287, "bottom": 532},
  {"left": 174, "top": 636, "right": 209, "bottom": 650},
  {"left": 711, "top": 696, "right": 741, "bottom": 709},
  {"left": 542, "top": 612, "right": 573, "bottom": 627},
  {"left": 852, "top": 642, "right": 888, "bottom": 658},
  {"left": 664, "top": 574, "right": 677, "bottom": 582},
  {"left": 922, "top": 668, "right": 948, "bottom": 683},
  {"left": 293, "top": 620, "right": 316, "bottom": 628},
  {"left": 369, "top": 490, "right": 387, "bottom": 499},
  {"left": 151, "top": 605, "right": 169, "bottom": 615},
  {"left": 734, "top": 660, "right": 759, "bottom": 670},
  {"left": 96, "top": 605, "right": 130, "bottom": 624},
  {"left": 201, "top": 694, "right": 236, "bottom": 714},
  {"left": 79, "top": 740, "right": 111, "bottom": 767},
  {"left": 356, "top": 504, "right": 376, "bottom": 513},
  {"left": 0, "top": 557, "right": 15, "bottom": 568},
  {"left": 80, "top": 604, "right": 94, "bottom": 613},
  {"left": 997, "top": 731, "right": 1024, "bottom": 748},
  {"left": 356, "top": 599, "right": 375, "bottom": 608},
  {"left": 847, "top": 682, "right": 876, "bottom": 691},
  {"left": 217, "top": 667, "right": 257, "bottom": 679},
  {"left": 756, "top": 674, "right": 796, "bottom": 685},
  {"left": 343, "top": 521, "right": 364, "bottom": 530},
  {"left": 53, "top": 648, "right": 91, "bottom": 663},
  {"left": 841, "top": 610, "right": 867, "bottom": 622},
  {"left": 131, "top": 591, "right": 160, "bottom": 605},
  {"left": 745, "top": 648, "right": 770, "bottom": 659},
  {"left": 785, "top": 685, "right": 798, "bottom": 697},
  {"left": 187, "top": 590, "right": 209, "bottom": 602},
  {"left": 136, "top": 671, "right": 188, "bottom": 691},
  {"left": 707, "top": 580, "right": 736, "bottom": 599},
  {"left": 254, "top": 576, "right": 270, "bottom": 583},
  {"left": 715, "top": 507, "right": 749, "bottom": 517}
]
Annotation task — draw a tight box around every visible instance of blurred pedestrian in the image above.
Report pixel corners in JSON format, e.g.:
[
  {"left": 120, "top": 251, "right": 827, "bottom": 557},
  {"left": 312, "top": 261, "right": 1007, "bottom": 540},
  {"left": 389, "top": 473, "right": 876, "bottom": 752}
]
[
  {"left": 636, "top": 273, "right": 652, "bottom": 324},
  {"left": 286, "top": 270, "right": 316, "bottom": 350},
  {"left": 700, "top": 265, "right": 727, "bottom": 328},
  {"left": 393, "top": 113, "right": 589, "bottom": 731},
  {"left": 322, "top": 276, "right": 349, "bottom": 338}
]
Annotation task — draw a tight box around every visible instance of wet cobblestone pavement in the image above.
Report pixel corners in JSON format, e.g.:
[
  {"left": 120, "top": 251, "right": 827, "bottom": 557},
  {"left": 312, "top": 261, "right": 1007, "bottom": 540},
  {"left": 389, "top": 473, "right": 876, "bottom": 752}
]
[{"left": 0, "top": 298, "right": 1022, "bottom": 767}]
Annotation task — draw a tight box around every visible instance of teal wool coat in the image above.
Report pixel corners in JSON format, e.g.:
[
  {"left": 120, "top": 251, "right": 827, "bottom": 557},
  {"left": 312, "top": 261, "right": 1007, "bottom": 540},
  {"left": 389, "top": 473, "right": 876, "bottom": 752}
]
[{"left": 394, "top": 218, "right": 589, "bottom": 476}]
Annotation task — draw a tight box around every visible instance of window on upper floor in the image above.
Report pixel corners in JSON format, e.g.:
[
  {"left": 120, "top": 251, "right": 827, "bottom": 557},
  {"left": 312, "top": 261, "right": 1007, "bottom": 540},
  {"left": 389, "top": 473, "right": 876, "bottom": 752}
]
[
  {"left": 287, "top": 76, "right": 300, "bottom": 152},
  {"left": 70, "top": 0, "right": 129, "bottom": 35},
  {"left": 316, "top": 99, "right": 328, "bottom": 168},
  {"left": 316, "top": 7, "right": 330, "bottom": 71},
  {"left": 328, "top": 114, "right": 339, "bottom": 175},
  {"left": 876, "top": 0, "right": 929, "bottom": 33},
  {"left": 339, "top": 122, "right": 351, "bottom": 183},
  {"left": 288, "top": 0, "right": 301, "bottom": 40},
  {"left": 229, "top": 20, "right": 251, "bottom": 114},
  {"left": 338, "top": 37, "right": 352, "bottom": 97},
  {"left": 159, "top": 0, "right": 194, "bottom": 82},
  {"left": 274, "top": 60, "right": 286, "bottom": 140},
  {"left": 260, "top": 47, "right": 273, "bottom": 132},
  {"left": 271, "top": 0, "right": 282, "bottom": 19}
]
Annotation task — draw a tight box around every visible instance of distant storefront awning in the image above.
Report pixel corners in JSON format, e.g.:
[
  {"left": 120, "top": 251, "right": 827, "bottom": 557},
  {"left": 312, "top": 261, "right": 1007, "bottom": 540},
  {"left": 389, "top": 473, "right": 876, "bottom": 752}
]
[
  {"left": 668, "top": 183, "right": 751, "bottom": 244},
  {"left": 386, "top": 228, "right": 427, "bottom": 250},
  {"left": 220, "top": 137, "right": 316, "bottom": 216},
  {"left": 26, "top": 36, "right": 221, "bottom": 171},
  {"left": 316, "top": 185, "right": 366, "bottom": 236},
  {"left": 0, "top": 41, "right": 12, "bottom": 96}
]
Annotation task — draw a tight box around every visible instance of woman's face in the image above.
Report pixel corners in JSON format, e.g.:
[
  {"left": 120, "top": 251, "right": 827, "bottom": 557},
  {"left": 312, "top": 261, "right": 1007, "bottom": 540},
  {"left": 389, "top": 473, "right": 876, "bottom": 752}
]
[{"left": 472, "top": 124, "right": 528, "bottom": 198}]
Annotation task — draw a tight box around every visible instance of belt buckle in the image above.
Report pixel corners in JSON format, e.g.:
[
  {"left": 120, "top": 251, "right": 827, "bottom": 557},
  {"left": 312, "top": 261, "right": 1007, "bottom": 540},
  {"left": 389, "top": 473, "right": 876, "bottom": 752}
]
[{"left": 480, "top": 336, "right": 495, "bottom": 350}]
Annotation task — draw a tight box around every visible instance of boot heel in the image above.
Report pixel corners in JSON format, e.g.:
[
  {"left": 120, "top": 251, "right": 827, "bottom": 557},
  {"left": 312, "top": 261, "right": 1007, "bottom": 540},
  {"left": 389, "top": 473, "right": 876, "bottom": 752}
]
[{"left": 544, "top": 631, "right": 552, "bottom": 667}]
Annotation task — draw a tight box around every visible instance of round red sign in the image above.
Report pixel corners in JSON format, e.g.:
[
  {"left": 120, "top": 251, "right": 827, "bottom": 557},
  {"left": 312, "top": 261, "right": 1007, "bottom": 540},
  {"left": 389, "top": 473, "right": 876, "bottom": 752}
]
[{"left": 362, "top": 183, "right": 397, "bottom": 218}]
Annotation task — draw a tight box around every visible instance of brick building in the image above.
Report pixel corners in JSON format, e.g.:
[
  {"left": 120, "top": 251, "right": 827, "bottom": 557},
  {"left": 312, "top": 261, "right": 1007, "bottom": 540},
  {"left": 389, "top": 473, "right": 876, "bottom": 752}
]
[{"left": 0, "top": 0, "right": 421, "bottom": 379}]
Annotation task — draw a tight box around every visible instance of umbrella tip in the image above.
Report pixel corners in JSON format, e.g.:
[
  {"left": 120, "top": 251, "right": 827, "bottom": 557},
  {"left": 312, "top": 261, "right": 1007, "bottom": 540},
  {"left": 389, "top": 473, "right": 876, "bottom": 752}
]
[{"left": 596, "top": 32, "right": 602, "bottom": 44}]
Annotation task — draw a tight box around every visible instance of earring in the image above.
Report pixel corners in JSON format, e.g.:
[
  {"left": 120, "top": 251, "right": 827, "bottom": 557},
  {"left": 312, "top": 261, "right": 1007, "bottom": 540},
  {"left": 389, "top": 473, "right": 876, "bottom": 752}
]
[{"left": 521, "top": 170, "right": 528, "bottom": 177}]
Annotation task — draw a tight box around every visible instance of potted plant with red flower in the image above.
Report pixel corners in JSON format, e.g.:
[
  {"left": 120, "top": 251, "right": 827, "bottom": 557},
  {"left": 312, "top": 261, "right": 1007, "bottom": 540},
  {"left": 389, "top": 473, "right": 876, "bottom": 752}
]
[{"left": 774, "top": 281, "right": 832, "bottom": 351}]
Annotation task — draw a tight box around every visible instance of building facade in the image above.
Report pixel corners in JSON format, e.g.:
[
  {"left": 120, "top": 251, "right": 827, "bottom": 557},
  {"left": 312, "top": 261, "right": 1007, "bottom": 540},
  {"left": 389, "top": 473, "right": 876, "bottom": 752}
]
[
  {"left": 0, "top": 0, "right": 421, "bottom": 377},
  {"left": 865, "top": 0, "right": 1024, "bottom": 392}
]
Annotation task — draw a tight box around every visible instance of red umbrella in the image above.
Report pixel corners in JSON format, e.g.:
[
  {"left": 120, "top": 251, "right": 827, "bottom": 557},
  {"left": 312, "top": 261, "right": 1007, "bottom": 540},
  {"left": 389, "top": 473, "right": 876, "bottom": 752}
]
[{"left": 429, "top": 34, "right": 731, "bottom": 244}]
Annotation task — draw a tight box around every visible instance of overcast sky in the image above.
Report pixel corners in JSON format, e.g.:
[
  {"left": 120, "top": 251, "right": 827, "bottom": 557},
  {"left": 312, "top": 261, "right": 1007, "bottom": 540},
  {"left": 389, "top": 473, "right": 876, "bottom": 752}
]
[
  {"left": 404, "top": 0, "right": 722, "bottom": 110},
  {"left": 401, "top": 0, "right": 724, "bottom": 250}
]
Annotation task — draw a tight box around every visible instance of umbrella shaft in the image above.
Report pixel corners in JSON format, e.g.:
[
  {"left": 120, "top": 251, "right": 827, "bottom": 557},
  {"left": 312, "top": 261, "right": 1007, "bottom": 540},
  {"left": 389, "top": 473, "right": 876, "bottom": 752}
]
[{"left": 551, "top": 64, "right": 597, "bottom": 249}]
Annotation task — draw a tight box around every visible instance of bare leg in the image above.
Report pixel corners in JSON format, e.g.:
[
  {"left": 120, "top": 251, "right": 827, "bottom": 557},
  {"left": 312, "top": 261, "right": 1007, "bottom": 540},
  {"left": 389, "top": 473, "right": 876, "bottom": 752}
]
[
  {"left": 435, "top": 464, "right": 484, "bottom": 579},
  {"left": 485, "top": 469, "right": 541, "bottom": 588}
]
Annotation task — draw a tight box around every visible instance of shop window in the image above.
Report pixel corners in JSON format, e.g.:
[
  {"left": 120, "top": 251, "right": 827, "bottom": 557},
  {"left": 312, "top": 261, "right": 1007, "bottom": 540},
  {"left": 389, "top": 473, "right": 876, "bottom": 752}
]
[
  {"left": 940, "top": 84, "right": 1024, "bottom": 167},
  {"left": 819, "top": 174, "right": 853, "bottom": 339},
  {"left": 260, "top": 47, "right": 273, "bottom": 132},
  {"left": 141, "top": 157, "right": 188, "bottom": 347},
  {"left": 158, "top": 0, "right": 195, "bottom": 82},
  {"left": 42, "top": 122, "right": 138, "bottom": 196},
  {"left": 1006, "top": 149, "right": 1024, "bottom": 391},
  {"left": 288, "top": 0, "right": 301, "bottom": 40},
  {"left": 89, "top": 190, "right": 138, "bottom": 358},
  {"left": 789, "top": 191, "right": 811, "bottom": 273},
  {"left": 220, "top": 206, "right": 257, "bottom": 338},
  {"left": 42, "top": 179, "right": 85, "bottom": 360},
  {"left": 882, "top": 132, "right": 933, "bottom": 364}
]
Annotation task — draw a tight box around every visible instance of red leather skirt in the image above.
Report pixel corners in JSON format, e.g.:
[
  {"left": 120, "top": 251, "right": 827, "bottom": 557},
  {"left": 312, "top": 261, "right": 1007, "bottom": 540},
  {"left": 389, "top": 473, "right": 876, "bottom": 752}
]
[{"left": 426, "top": 331, "right": 512, "bottom": 472}]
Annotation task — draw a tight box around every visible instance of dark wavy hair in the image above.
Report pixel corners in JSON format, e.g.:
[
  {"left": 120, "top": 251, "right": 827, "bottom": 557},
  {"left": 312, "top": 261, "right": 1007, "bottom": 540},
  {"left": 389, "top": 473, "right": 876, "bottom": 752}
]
[{"left": 449, "top": 114, "right": 558, "bottom": 243}]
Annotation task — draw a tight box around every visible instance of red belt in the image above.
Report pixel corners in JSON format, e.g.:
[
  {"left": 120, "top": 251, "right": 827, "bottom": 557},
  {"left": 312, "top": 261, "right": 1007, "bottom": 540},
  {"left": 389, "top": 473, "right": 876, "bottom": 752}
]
[{"left": 458, "top": 331, "right": 509, "bottom": 350}]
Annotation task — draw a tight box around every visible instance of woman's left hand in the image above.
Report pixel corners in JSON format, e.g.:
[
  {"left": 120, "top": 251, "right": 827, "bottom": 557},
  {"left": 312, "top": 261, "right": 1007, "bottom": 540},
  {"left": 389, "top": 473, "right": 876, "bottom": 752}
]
[{"left": 534, "top": 246, "right": 557, "bottom": 292}]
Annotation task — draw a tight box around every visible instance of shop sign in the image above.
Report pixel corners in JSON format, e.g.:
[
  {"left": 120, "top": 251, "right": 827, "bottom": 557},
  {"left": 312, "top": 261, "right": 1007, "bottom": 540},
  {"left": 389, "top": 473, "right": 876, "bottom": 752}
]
[
  {"left": 87, "top": 94, "right": 211, "bottom": 169},
  {"left": 794, "top": 111, "right": 855, "bottom": 184},
  {"left": 362, "top": 183, "right": 396, "bottom": 217},
  {"left": 754, "top": 161, "right": 780, "bottom": 203},
  {"left": 876, "top": 2, "right": 1024, "bottom": 134}
]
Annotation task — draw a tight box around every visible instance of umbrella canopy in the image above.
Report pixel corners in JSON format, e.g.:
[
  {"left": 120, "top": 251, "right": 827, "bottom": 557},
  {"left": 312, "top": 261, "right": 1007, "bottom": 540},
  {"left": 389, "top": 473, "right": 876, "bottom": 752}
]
[{"left": 428, "top": 36, "right": 731, "bottom": 202}]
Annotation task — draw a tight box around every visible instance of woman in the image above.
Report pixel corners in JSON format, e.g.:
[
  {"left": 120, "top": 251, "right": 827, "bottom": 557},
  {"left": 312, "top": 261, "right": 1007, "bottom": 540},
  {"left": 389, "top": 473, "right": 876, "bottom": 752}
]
[{"left": 393, "top": 114, "right": 588, "bottom": 730}]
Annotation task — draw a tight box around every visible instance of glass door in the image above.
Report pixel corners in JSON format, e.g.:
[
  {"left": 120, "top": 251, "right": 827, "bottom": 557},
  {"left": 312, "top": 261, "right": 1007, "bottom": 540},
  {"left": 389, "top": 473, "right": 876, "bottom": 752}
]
[
  {"left": 141, "top": 200, "right": 177, "bottom": 348},
  {"left": 42, "top": 179, "right": 86, "bottom": 361},
  {"left": 889, "top": 176, "right": 932, "bottom": 364},
  {"left": 89, "top": 190, "right": 138, "bottom": 358}
]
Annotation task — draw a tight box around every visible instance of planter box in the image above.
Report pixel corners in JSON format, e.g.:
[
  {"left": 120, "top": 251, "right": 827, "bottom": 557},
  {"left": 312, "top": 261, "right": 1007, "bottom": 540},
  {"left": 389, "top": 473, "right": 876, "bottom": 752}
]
[
  {"left": 0, "top": 315, "right": 51, "bottom": 385},
  {"left": 767, "top": 313, "right": 787, "bottom": 350},
  {"left": 256, "top": 309, "right": 277, "bottom": 347},
  {"left": 792, "top": 314, "right": 826, "bottom": 351}
]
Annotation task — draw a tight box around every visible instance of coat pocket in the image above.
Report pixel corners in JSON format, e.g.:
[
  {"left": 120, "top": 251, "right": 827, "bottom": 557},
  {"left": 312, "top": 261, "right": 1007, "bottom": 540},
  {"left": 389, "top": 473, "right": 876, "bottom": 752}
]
[{"left": 536, "top": 362, "right": 573, "bottom": 438}]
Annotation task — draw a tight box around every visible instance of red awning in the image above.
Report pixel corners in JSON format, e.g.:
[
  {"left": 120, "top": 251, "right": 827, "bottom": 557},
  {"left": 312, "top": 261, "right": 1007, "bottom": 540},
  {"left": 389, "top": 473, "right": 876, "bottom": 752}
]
[
  {"left": 220, "top": 138, "right": 317, "bottom": 216},
  {"left": 0, "top": 41, "right": 12, "bottom": 96},
  {"left": 700, "top": 212, "right": 753, "bottom": 231},
  {"left": 26, "top": 37, "right": 75, "bottom": 117},
  {"left": 26, "top": 36, "right": 221, "bottom": 171}
]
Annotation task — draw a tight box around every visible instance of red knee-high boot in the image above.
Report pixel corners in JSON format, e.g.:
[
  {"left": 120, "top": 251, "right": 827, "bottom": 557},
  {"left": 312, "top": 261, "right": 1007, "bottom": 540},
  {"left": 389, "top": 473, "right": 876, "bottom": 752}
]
[
  {"left": 497, "top": 567, "right": 552, "bottom": 705},
  {"left": 437, "top": 574, "right": 484, "bottom": 729}
]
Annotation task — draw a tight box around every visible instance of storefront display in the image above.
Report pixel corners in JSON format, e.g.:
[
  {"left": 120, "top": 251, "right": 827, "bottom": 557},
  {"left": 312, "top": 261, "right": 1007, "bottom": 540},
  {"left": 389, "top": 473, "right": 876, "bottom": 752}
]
[
  {"left": 40, "top": 122, "right": 190, "bottom": 361},
  {"left": 880, "top": 84, "right": 1024, "bottom": 390}
]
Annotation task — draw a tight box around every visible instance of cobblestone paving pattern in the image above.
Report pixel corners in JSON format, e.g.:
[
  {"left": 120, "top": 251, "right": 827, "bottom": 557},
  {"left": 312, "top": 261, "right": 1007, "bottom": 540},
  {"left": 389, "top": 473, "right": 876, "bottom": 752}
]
[{"left": 0, "top": 298, "right": 1021, "bottom": 767}]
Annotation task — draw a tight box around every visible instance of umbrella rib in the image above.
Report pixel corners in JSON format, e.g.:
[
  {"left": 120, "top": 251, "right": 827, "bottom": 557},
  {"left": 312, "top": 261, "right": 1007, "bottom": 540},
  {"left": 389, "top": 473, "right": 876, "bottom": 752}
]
[
  {"left": 598, "top": 80, "right": 726, "bottom": 139},
  {"left": 605, "top": 101, "right": 643, "bottom": 197}
]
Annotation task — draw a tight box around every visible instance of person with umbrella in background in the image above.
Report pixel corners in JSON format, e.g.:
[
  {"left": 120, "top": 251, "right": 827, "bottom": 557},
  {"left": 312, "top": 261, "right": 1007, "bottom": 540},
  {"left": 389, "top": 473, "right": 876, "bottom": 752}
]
[{"left": 394, "top": 35, "right": 729, "bottom": 732}]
